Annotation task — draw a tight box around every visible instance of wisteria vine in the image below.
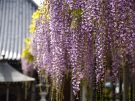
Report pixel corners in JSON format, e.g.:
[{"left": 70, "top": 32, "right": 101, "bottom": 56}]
[{"left": 21, "top": 0, "right": 135, "bottom": 100}]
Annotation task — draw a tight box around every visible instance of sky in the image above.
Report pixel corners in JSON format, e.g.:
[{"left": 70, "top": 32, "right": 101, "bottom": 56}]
[{"left": 33, "top": 0, "right": 42, "bottom": 6}]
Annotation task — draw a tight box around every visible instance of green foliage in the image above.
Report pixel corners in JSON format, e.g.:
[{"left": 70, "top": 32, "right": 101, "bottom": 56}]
[
  {"left": 71, "top": 20, "right": 78, "bottom": 28},
  {"left": 103, "top": 87, "right": 112, "bottom": 99},
  {"left": 70, "top": 9, "right": 82, "bottom": 28},
  {"left": 72, "top": 9, "right": 82, "bottom": 20},
  {"left": 21, "top": 37, "right": 34, "bottom": 62}
]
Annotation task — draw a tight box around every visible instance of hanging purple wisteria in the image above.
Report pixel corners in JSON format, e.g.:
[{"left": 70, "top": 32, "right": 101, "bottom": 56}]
[{"left": 21, "top": 0, "right": 135, "bottom": 100}]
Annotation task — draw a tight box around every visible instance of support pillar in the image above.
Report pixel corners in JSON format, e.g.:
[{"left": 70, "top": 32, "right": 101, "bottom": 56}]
[
  {"left": 17, "top": 84, "right": 21, "bottom": 101},
  {"left": 31, "top": 82, "right": 36, "bottom": 101}
]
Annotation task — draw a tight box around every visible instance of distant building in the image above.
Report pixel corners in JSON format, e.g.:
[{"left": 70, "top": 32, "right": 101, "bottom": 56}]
[
  {"left": 0, "top": 0, "right": 37, "bottom": 60},
  {"left": 0, "top": 0, "right": 39, "bottom": 101}
]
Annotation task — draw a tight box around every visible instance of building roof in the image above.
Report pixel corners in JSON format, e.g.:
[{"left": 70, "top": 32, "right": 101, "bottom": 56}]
[
  {"left": 0, "top": 0, "right": 37, "bottom": 60},
  {"left": 0, "top": 61, "right": 35, "bottom": 82}
]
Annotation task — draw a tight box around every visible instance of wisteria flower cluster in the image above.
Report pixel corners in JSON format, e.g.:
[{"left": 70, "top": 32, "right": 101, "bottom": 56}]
[{"left": 21, "top": 0, "right": 135, "bottom": 100}]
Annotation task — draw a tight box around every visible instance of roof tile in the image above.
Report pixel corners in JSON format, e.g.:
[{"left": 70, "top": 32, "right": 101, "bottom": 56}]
[{"left": 0, "top": 0, "right": 37, "bottom": 60}]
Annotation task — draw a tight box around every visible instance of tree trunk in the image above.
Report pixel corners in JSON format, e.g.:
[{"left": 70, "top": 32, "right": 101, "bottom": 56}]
[
  {"left": 70, "top": 84, "right": 74, "bottom": 101},
  {"left": 90, "top": 68, "right": 96, "bottom": 101},
  {"left": 132, "top": 74, "right": 135, "bottom": 101},
  {"left": 131, "top": 81, "right": 133, "bottom": 101},
  {"left": 112, "top": 85, "right": 115, "bottom": 101},
  {"left": 123, "top": 66, "right": 129, "bottom": 101}
]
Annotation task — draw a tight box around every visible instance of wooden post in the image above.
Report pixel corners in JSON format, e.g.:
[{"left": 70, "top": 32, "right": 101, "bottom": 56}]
[
  {"left": 17, "top": 85, "right": 21, "bottom": 101},
  {"left": 31, "top": 82, "right": 36, "bottom": 101},
  {"left": 6, "top": 84, "right": 9, "bottom": 101}
]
